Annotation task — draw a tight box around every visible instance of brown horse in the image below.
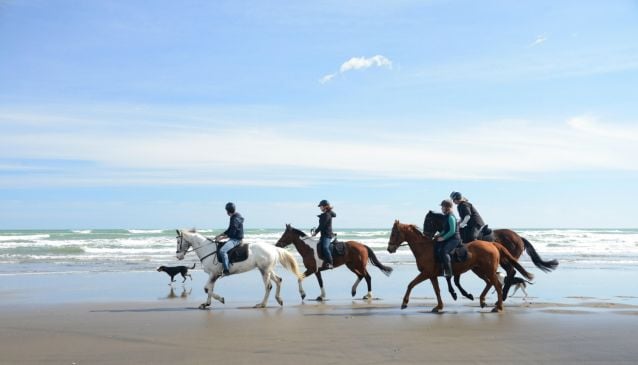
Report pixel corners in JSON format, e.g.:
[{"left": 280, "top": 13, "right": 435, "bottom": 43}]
[
  {"left": 387, "top": 220, "right": 534, "bottom": 312},
  {"left": 423, "top": 211, "right": 558, "bottom": 301},
  {"left": 276, "top": 224, "right": 393, "bottom": 301}
]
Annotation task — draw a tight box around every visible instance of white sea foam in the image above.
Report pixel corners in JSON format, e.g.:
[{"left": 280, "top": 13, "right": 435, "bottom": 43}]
[{"left": 127, "top": 229, "right": 164, "bottom": 234}]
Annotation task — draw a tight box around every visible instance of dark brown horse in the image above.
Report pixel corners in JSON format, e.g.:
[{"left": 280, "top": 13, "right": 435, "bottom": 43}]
[
  {"left": 276, "top": 224, "right": 393, "bottom": 301},
  {"left": 387, "top": 220, "right": 534, "bottom": 312},
  {"left": 423, "top": 211, "right": 558, "bottom": 301}
]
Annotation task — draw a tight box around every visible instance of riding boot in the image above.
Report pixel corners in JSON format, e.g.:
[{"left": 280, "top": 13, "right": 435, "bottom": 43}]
[{"left": 442, "top": 254, "right": 454, "bottom": 278}]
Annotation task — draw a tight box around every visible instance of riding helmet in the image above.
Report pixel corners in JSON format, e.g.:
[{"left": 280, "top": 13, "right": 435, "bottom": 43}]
[
  {"left": 225, "top": 202, "right": 236, "bottom": 213},
  {"left": 317, "top": 199, "right": 330, "bottom": 207},
  {"left": 449, "top": 191, "right": 463, "bottom": 201}
]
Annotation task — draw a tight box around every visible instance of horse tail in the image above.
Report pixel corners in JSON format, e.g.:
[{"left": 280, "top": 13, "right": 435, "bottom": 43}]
[
  {"left": 494, "top": 242, "right": 534, "bottom": 281},
  {"left": 365, "top": 245, "right": 393, "bottom": 277},
  {"left": 276, "top": 248, "right": 305, "bottom": 280},
  {"left": 190, "top": 263, "right": 196, "bottom": 269},
  {"left": 522, "top": 236, "right": 559, "bottom": 273}
]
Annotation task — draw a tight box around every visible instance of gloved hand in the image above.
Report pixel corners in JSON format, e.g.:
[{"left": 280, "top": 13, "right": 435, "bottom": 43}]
[{"left": 459, "top": 223, "right": 467, "bottom": 229}]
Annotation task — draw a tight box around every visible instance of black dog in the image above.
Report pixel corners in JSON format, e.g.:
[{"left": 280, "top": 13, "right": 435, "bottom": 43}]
[{"left": 157, "top": 263, "right": 196, "bottom": 284}]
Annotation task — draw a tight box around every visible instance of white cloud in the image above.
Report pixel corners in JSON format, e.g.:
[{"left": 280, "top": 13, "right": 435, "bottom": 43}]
[
  {"left": 339, "top": 55, "right": 392, "bottom": 72},
  {"left": 1, "top": 109, "right": 637, "bottom": 188},
  {"left": 530, "top": 34, "right": 547, "bottom": 47},
  {"left": 320, "top": 55, "right": 392, "bottom": 84},
  {"left": 319, "top": 73, "right": 336, "bottom": 84}
]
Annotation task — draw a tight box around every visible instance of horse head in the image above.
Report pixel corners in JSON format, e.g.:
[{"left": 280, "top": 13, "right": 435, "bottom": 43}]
[
  {"left": 387, "top": 220, "right": 405, "bottom": 253},
  {"left": 423, "top": 210, "right": 445, "bottom": 239},
  {"left": 175, "top": 229, "right": 193, "bottom": 260},
  {"left": 276, "top": 224, "right": 308, "bottom": 248}
]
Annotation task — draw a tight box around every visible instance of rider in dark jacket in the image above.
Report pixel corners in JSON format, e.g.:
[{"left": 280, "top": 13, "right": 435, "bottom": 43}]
[
  {"left": 312, "top": 199, "right": 336, "bottom": 270},
  {"left": 435, "top": 199, "right": 461, "bottom": 278},
  {"left": 450, "top": 191, "right": 485, "bottom": 243},
  {"left": 214, "top": 202, "right": 244, "bottom": 275}
]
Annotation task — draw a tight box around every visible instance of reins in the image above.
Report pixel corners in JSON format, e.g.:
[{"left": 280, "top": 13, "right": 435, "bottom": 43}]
[{"left": 180, "top": 236, "right": 221, "bottom": 263}]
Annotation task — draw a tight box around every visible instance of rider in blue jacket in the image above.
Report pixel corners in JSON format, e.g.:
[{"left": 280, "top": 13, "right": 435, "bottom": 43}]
[{"left": 214, "top": 202, "right": 244, "bottom": 275}]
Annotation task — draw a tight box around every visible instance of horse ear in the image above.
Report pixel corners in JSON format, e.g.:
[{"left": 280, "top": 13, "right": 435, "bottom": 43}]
[
  {"left": 428, "top": 210, "right": 433, "bottom": 213},
  {"left": 176, "top": 229, "right": 181, "bottom": 236},
  {"left": 286, "top": 223, "right": 290, "bottom": 229},
  {"left": 394, "top": 219, "right": 399, "bottom": 224}
]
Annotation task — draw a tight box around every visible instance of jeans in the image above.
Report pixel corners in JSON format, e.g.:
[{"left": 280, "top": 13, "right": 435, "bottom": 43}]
[
  {"left": 219, "top": 238, "right": 241, "bottom": 271},
  {"left": 319, "top": 236, "right": 333, "bottom": 264}
]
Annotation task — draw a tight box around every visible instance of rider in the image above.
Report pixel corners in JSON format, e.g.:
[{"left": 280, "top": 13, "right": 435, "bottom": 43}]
[
  {"left": 214, "top": 202, "right": 244, "bottom": 276},
  {"left": 434, "top": 199, "right": 461, "bottom": 278},
  {"left": 312, "top": 199, "right": 336, "bottom": 270},
  {"left": 450, "top": 191, "right": 486, "bottom": 243}
]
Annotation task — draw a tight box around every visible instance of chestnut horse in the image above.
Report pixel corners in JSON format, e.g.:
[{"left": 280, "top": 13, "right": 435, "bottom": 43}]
[
  {"left": 387, "top": 220, "right": 534, "bottom": 312},
  {"left": 423, "top": 211, "right": 558, "bottom": 301},
  {"left": 276, "top": 224, "right": 393, "bottom": 301}
]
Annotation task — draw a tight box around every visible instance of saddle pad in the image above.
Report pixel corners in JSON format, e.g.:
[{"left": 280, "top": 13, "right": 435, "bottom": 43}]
[{"left": 216, "top": 243, "right": 249, "bottom": 264}]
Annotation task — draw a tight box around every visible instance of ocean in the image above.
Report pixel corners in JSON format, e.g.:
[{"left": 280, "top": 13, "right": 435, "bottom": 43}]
[{"left": 1, "top": 228, "right": 637, "bottom": 275}]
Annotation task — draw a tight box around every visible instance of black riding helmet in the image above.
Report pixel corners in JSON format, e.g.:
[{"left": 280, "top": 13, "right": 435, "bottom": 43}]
[
  {"left": 449, "top": 191, "right": 463, "bottom": 201},
  {"left": 317, "top": 199, "right": 330, "bottom": 207},
  {"left": 225, "top": 202, "right": 236, "bottom": 214}
]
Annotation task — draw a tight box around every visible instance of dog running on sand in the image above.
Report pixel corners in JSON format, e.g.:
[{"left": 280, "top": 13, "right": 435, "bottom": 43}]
[
  {"left": 496, "top": 271, "right": 533, "bottom": 299},
  {"left": 157, "top": 263, "right": 196, "bottom": 284}
]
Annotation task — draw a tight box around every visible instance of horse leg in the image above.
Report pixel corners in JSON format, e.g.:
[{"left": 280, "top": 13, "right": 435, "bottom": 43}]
[
  {"left": 345, "top": 261, "right": 365, "bottom": 298},
  {"left": 200, "top": 274, "right": 224, "bottom": 309},
  {"left": 499, "top": 262, "right": 516, "bottom": 302},
  {"left": 491, "top": 271, "right": 504, "bottom": 312},
  {"left": 362, "top": 270, "right": 372, "bottom": 300},
  {"left": 315, "top": 271, "right": 326, "bottom": 301},
  {"left": 431, "top": 276, "right": 445, "bottom": 312},
  {"left": 454, "top": 273, "right": 474, "bottom": 300},
  {"left": 271, "top": 273, "right": 284, "bottom": 306},
  {"left": 478, "top": 277, "right": 493, "bottom": 309},
  {"left": 401, "top": 272, "right": 429, "bottom": 309},
  {"left": 298, "top": 269, "right": 315, "bottom": 301},
  {"left": 445, "top": 276, "right": 457, "bottom": 301},
  {"left": 255, "top": 269, "right": 272, "bottom": 308}
]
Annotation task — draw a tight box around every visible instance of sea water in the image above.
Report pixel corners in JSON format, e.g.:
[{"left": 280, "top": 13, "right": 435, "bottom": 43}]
[{"left": 0, "top": 228, "right": 637, "bottom": 275}]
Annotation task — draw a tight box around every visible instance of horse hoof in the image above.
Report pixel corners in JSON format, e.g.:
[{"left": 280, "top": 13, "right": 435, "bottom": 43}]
[
  {"left": 276, "top": 298, "right": 283, "bottom": 306},
  {"left": 467, "top": 294, "right": 475, "bottom": 301},
  {"left": 253, "top": 304, "right": 265, "bottom": 308},
  {"left": 301, "top": 293, "right": 306, "bottom": 300},
  {"left": 401, "top": 304, "right": 407, "bottom": 310},
  {"left": 198, "top": 304, "right": 209, "bottom": 310},
  {"left": 451, "top": 292, "right": 458, "bottom": 301},
  {"left": 315, "top": 296, "right": 324, "bottom": 302},
  {"left": 351, "top": 291, "right": 356, "bottom": 297},
  {"left": 431, "top": 307, "right": 442, "bottom": 313},
  {"left": 220, "top": 297, "right": 225, "bottom": 304},
  {"left": 491, "top": 307, "right": 503, "bottom": 313},
  {"left": 362, "top": 295, "right": 372, "bottom": 300},
  {"left": 480, "top": 302, "right": 486, "bottom": 308}
]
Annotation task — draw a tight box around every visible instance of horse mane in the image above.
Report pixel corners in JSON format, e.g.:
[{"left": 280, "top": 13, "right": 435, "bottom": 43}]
[
  {"left": 408, "top": 224, "right": 424, "bottom": 236},
  {"left": 427, "top": 211, "right": 446, "bottom": 219},
  {"left": 291, "top": 227, "right": 307, "bottom": 237}
]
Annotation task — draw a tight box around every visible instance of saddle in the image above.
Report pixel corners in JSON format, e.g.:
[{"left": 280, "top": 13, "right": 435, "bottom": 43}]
[
  {"left": 451, "top": 244, "right": 469, "bottom": 263},
  {"left": 316, "top": 238, "right": 347, "bottom": 261},
  {"left": 477, "top": 225, "right": 495, "bottom": 242},
  {"left": 216, "top": 241, "right": 249, "bottom": 264}
]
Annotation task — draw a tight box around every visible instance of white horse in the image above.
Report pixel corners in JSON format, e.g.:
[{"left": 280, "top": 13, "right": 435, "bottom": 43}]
[{"left": 175, "top": 229, "right": 304, "bottom": 309}]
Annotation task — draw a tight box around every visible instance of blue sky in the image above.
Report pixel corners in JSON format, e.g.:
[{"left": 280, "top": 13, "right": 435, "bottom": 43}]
[{"left": 1, "top": 0, "right": 637, "bottom": 229}]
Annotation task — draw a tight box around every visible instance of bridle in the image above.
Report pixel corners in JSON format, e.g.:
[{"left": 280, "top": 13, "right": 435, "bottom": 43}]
[
  {"left": 176, "top": 233, "right": 220, "bottom": 262},
  {"left": 388, "top": 224, "right": 408, "bottom": 250}
]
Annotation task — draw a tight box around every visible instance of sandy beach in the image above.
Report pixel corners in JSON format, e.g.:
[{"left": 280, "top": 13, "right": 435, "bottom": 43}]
[{"left": 2, "top": 266, "right": 638, "bottom": 364}]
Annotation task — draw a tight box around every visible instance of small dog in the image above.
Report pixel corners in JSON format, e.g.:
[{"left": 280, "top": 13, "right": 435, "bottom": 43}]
[
  {"left": 157, "top": 263, "right": 196, "bottom": 284},
  {"left": 496, "top": 271, "right": 533, "bottom": 299}
]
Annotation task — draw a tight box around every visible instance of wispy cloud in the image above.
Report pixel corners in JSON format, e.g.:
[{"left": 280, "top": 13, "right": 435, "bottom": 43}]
[
  {"left": 1, "top": 108, "right": 637, "bottom": 188},
  {"left": 530, "top": 34, "right": 547, "bottom": 47},
  {"left": 320, "top": 55, "right": 392, "bottom": 84}
]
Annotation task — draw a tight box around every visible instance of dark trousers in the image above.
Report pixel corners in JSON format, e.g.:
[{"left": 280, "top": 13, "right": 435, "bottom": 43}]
[
  {"left": 460, "top": 225, "right": 480, "bottom": 243},
  {"left": 319, "top": 236, "right": 333, "bottom": 264},
  {"left": 436, "top": 237, "right": 460, "bottom": 277}
]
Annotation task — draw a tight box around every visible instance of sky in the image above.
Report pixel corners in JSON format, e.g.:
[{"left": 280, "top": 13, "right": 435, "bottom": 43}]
[{"left": 1, "top": 0, "right": 637, "bottom": 229}]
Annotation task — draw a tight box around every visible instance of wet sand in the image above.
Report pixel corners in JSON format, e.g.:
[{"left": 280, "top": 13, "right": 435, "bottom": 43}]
[
  {"left": 1, "top": 267, "right": 638, "bottom": 364},
  {"left": 1, "top": 300, "right": 638, "bottom": 365}
]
